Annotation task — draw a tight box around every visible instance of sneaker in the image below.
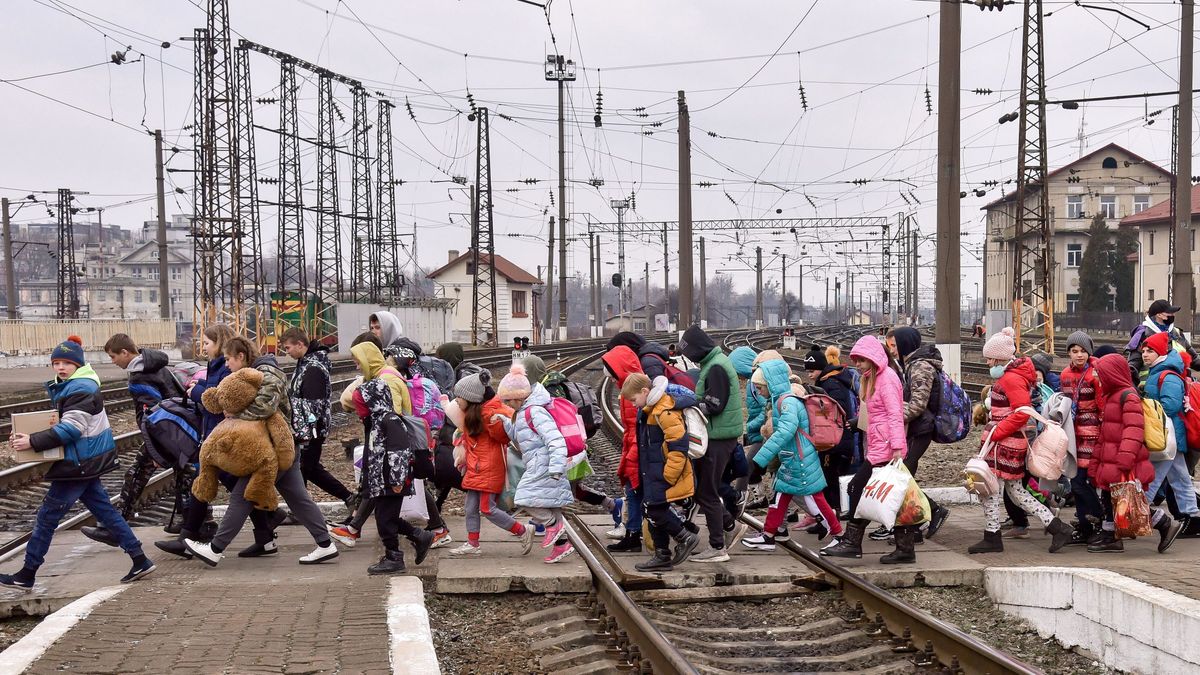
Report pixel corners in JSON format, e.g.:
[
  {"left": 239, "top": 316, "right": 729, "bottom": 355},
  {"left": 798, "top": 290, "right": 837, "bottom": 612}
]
[
  {"left": 692, "top": 547, "right": 730, "bottom": 563},
  {"left": 810, "top": 520, "right": 830, "bottom": 541},
  {"left": 121, "top": 558, "right": 156, "bottom": 583},
  {"left": 0, "top": 573, "right": 33, "bottom": 590},
  {"left": 530, "top": 520, "right": 546, "bottom": 536},
  {"left": 81, "top": 526, "right": 119, "bottom": 548},
  {"left": 733, "top": 490, "right": 748, "bottom": 519},
  {"left": 786, "top": 510, "right": 800, "bottom": 523},
  {"left": 237, "top": 538, "right": 279, "bottom": 558},
  {"left": 926, "top": 504, "right": 950, "bottom": 539},
  {"left": 723, "top": 522, "right": 748, "bottom": 549},
  {"left": 740, "top": 533, "right": 776, "bottom": 552},
  {"left": 1003, "top": 526, "right": 1029, "bottom": 539},
  {"left": 328, "top": 525, "right": 359, "bottom": 548},
  {"left": 411, "top": 530, "right": 435, "bottom": 566},
  {"left": 184, "top": 539, "right": 223, "bottom": 567},
  {"left": 154, "top": 538, "right": 192, "bottom": 559},
  {"left": 519, "top": 525, "right": 535, "bottom": 556},
  {"left": 368, "top": 550, "right": 405, "bottom": 575},
  {"left": 793, "top": 514, "right": 818, "bottom": 530},
  {"left": 541, "top": 519, "right": 565, "bottom": 549},
  {"left": 773, "top": 526, "right": 791, "bottom": 542},
  {"left": 868, "top": 526, "right": 893, "bottom": 541},
  {"left": 604, "top": 523, "right": 627, "bottom": 540},
  {"left": 448, "top": 543, "right": 481, "bottom": 557},
  {"left": 299, "top": 543, "right": 338, "bottom": 565},
  {"left": 610, "top": 498, "right": 624, "bottom": 526},
  {"left": 544, "top": 541, "right": 575, "bottom": 563},
  {"left": 429, "top": 528, "right": 453, "bottom": 549}
]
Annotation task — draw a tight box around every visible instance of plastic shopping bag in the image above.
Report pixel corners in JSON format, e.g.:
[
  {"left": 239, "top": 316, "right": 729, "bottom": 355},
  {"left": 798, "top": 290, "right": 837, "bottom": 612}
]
[
  {"left": 1111, "top": 479, "right": 1152, "bottom": 538},
  {"left": 499, "top": 445, "right": 526, "bottom": 512},
  {"left": 400, "top": 478, "right": 430, "bottom": 527},
  {"left": 854, "top": 458, "right": 911, "bottom": 528},
  {"left": 894, "top": 475, "right": 931, "bottom": 526}
]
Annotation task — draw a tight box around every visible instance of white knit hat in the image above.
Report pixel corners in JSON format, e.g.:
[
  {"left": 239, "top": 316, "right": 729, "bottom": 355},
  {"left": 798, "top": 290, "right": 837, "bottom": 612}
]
[{"left": 983, "top": 327, "right": 1017, "bottom": 361}]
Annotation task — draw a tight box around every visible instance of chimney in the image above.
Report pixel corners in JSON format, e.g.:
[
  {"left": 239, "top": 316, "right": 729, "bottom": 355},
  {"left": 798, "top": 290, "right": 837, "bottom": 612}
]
[{"left": 448, "top": 249, "right": 460, "bottom": 264}]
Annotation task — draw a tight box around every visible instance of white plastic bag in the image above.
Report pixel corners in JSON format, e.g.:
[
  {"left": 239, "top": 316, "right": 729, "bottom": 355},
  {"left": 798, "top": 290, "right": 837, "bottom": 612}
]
[
  {"left": 352, "top": 444, "right": 364, "bottom": 484},
  {"left": 854, "top": 458, "right": 911, "bottom": 527},
  {"left": 401, "top": 478, "right": 430, "bottom": 526}
]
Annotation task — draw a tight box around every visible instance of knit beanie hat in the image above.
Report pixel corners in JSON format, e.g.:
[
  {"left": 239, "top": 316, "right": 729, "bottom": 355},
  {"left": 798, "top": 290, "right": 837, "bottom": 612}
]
[
  {"left": 1094, "top": 345, "right": 1119, "bottom": 358},
  {"left": 1145, "top": 331, "right": 1172, "bottom": 357},
  {"left": 51, "top": 335, "right": 85, "bottom": 367},
  {"left": 1066, "top": 330, "right": 1094, "bottom": 355},
  {"left": 521, "top": 354, "right": 548, "bottom": 385},
  {"left": 454, "top": 370, "right": 491, "bottom": 404},
  {"left": 1029, "top": 352, "right": 1053, "bottom": 377},
  {"left": 496, "top": 363, "right": 532, "bottom": 400},
  {"left": 804, "top": 348, "right": 828, "bottom": 372},
  {"left": 982, "top": 327, "right": 1017, "bottom": 361}
]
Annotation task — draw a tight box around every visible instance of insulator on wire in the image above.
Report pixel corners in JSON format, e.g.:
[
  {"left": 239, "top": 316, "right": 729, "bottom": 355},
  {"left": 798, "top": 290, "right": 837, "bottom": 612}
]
[
  {"left": 405, "top": 97, "right": 416, "bottom": 121},
  {"left": 973, "top": 88, "right": 994, "bottom": 95},
  {"left": 925, "top": 87, "right": 932, "bottom": 115},
  {"left": 798, "top": 83, "right": 808, "bottom": 111}
]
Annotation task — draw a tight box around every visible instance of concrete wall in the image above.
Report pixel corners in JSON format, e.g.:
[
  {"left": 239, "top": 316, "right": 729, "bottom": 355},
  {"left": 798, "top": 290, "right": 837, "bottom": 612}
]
[{"left": 336, "top": 303, "right": 452, "bottom": 353}]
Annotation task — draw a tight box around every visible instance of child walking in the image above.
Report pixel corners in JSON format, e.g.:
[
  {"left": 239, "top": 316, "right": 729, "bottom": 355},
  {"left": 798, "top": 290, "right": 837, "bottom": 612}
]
[
  {"left": 742, "top": 360, "right": 843, "bottom": 551},
  {"left": 446, "top": 371, "right": 535, "bottom": 557},
  {"left": 495, "top": 364, "right": 575, "bottom": 563},
  {"left": 2, "top": 336, "right": 155, "bottom": 588}
]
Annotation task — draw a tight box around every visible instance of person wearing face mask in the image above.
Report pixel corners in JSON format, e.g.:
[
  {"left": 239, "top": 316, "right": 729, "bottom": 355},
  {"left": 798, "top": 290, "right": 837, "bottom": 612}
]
[
  {"left": 969, "top": 328, "right": 1074, "bottom": 555},
  {"left": 1125, "top": 299, "right": 1200, "bottom": 389}
]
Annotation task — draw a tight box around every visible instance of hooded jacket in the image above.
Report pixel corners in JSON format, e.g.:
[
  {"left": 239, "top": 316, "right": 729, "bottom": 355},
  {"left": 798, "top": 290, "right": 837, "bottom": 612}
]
[
  {"left": 190, "top": 354, "right": 231, "bottom": 439},
  {"left": 638, "top": 341, "right": 676, "bottom": 382},
  {"left": 680, "top": 325, "right": 742, "bottom": 439},
  {"left": 753, "top": 360, "right": 826, "bottom": 496},
  {"left": 984, "top": 357, "right": 1036, "bottom": 481},
  {"left": 892, "top": 327, "right": 922, "bottom": 370},
  {"left": 638, "top": 378, "right": 698, "bottom": 505},
  {"left": 126, "top": 348, "right": 184, "bottom": 423},
  {"left": 356, "top": 377, "right": 413, "bottom": 499},
  {"left": 602, "top": 346, "right": 642, "bottom": 489},
  {"left": 289, "top": 341, "right": 332, "bottom": 441},
  {"left": 849, "top": 336, "right": 907, "bottom": 465},
  {"left": 459, "top": 397, "right": 514, "bottom": 494},
  {"left": 235, "top": 354, "right": 292, "bottom": 424},
  {"left": 729, "top": 346, "right": 763, "bottom": 444},
  {"left": 816, "top": 364, "right": 857, "bottom": 458},
  {"left": 1092, "top": 353, "right": 1154, "bottom": 490},
  {"left": 370, "top": 311, "right": 405, "bottom": 349},
  {"left": 747, "top": 350, "right": 786, "bottom": 443},
  {"left": 1145, "top": 349, "right": 1189, "bottom": 456},
  {"left": 902, "top": 344, "right": 943, "bottom": 435},
  {"left": 606, "top": 331, "right": 646, "bottom": 353},
  {"left": 435, "top": 342, "right": 465, "bottom": 370},
  {"left": 30, "top": 364, "right": 117, "bottom": 477},
  {"left": 351, "top": 341, "right": 412, "bottom": 416},
  {"left": 1059, "top": 356, "right": 1104, "bottom": 468},
  {"left": 507, "top": 383, "right": 573, "bottom": 508}
]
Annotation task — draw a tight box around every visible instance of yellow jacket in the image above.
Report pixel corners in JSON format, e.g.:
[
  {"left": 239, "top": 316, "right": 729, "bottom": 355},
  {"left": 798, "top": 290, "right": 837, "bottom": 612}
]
[
  {"left": 350, "top": 342, "right": 412, "bottom": 415},
  {"left": 644, "top": 393, "right": 695, "bottom": 502}
]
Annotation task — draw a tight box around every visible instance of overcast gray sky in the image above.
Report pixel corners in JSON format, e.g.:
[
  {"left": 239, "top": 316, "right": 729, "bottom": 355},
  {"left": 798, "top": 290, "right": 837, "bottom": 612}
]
[{"left": 0, "top": 0, "right": 1191, "bottom": 309}]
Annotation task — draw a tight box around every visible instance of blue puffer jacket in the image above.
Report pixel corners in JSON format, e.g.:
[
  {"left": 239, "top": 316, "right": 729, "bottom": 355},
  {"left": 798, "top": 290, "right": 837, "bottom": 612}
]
[
  {"left": 752, "top": 360, "right": 826, "bottom": 496},
  {"left": 1145, "top": 350, "right": 1189, "bottom": 456},
  {"left": 729, "top": 346, "right": 762, "bottom": 443},
  {"left": 30, "top": 364, "right": 117, "bottom": 472},
  {"left": 190, "top": 354, "right": 231, "bottom": 439},
  {"left": 508, "top": 384, "right": 573, "bottom": 509}
]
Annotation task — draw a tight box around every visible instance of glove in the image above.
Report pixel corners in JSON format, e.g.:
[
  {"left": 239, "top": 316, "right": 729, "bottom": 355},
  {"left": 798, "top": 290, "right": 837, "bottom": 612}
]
[{"left": 748, "top": 462, "right": 766, "bottom": 485}]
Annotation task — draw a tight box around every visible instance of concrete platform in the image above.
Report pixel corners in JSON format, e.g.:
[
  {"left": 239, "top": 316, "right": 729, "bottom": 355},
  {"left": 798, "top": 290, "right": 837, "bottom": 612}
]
[{"left": 434, "top": 516, "right": 590, "bottom": 594}]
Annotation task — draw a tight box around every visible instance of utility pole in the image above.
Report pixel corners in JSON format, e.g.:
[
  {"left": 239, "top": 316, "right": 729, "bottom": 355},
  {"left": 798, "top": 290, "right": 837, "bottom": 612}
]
[
  {"left": 546, "top": 54, "right": 575, "bottom": 341},
  {"left": 825, "top": 276, "right": 830, "bottom": 319},
  {"left": 662, "top": 223, "right": 670, "bottom": 327},
  {"left": 911, "top": 228, "right": 919, "bottom": 323},
  {"left": 935, "top": 0, "right": 962, "bottom": 377},
  {"left": 798, "top": 263, "right": 804, "bottom": 324},
  {"left": 589, "top": 232, "right": 597, "bottom": 338},
  {"left": 55, "top": 188, "right": 80, "bottom": 320},
  {"left": 2, "top": 198, "right": 14, "bottom": 320},
  {"left": 644, "top": 261, "right": 650, "bottom": 329},
  {"left": 611, "top": 199, "right": 629, "bottom": 318},
  {"left": 545, "top": 215, "right": 555, "bottom": 340},
  {"left": 154, "top": 130, "right": 171, "bottom": 320},
  {"left": 677, "top": 90, "right": 694, "bottom": 328},
  {"left": 1175, "top": 0, "right": 1195, "bottom": 332},
  {"left": 835, "top": 278, "right": 842, "bottom": 323},
  {"left": 781, "top": 254, "right": 788, "bottom": 325},
  {"left": 698, "top": 236, "right": 708, "bottom": 326},
  {"left": 594, "top": 234, "right": 602, "bottom": 335},
  {"left": 755, "top": 246, "right": 764, "bottom": 328}
]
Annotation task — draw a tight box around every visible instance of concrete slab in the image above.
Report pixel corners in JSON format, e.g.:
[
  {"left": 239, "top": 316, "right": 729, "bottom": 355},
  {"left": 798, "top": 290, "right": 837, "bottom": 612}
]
[{"left": 433, "top": 515, "right": 590, "bottom": 594}]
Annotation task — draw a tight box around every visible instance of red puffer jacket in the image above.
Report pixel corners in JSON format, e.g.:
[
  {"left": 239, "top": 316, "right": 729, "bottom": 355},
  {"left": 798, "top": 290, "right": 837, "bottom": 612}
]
[
  {"left": 1090, "top": 353, "right": 1154, "bottom": 491},
  {"left": 602, "top": 346, "right": 642, "bottom": 489},
  {"left": 460, "top": 397, "right": 514, "bottom": 494},
  {"left": 984, "top": 358, "right": 1036, "bottom": 481},
  {"left": 1059, "top": 358, "right": 1104, "bottom": 468}
]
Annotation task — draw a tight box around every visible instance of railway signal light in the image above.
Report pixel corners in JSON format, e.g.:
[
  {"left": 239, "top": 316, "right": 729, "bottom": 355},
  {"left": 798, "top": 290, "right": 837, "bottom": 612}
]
[{"left": 975, "top": 0, "right": 1004, "bottom": 10}]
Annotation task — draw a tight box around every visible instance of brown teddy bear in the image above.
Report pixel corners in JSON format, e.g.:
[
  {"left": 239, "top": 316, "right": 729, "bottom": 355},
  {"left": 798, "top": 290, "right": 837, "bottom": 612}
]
[{"left": 191, "top": 368, "right": 296, "bottom": 511}]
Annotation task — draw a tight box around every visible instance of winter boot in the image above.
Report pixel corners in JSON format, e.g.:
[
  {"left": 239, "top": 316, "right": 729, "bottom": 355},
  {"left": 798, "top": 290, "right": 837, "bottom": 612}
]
[
  {"left": 238, "top": 529, "right": 279, "bottom": 558},
  {"left": 367, "top": 549, "right": 406, "bottom": 575},
  {"left": 880, "top": 526, "right": 917, "bottom": 564},
  {"left": 409, "top": 529, "right": 435, "bottom": 566},
  {"left": 820, "top": 519, "right": 866, "bottom": 559},
  {"left": 635, "top": 548, "right": 673, "bottom": 572},
  {"left": 1046, "top": 518, "right": 1074, "bottom": 553},
  {"left": 606, "top": 530, "right": 642, "bottom": 553},
  {"left": 967, "top": 530, "right": 1003, "bottom": 554},
  {"left": 1155, "top": 515, "right": 1183, "bottom": 554},
  {"left": 669, "top": 528, "right": 700, "bottom": 566},
  {"left": 1087, "top": 530, "right": 1124, "bottom": 553},
  {"left": 154, "top": 528, "right": 205, "bottom": 559},
  {"left": 1066, "top": 521, "right": 1094, "bottom": 547}
]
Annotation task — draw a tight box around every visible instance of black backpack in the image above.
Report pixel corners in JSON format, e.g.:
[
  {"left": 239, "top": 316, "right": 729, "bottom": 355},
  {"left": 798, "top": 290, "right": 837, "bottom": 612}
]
[
  {"left": 416, "top": 354, "right": 456, "bottom": 395},
  {"left": 140, "top": 397, "right": 202, "bottom": 468}
]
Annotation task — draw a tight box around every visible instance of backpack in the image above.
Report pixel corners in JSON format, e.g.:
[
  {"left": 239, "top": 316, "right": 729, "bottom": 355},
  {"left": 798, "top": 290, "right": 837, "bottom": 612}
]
[
  {"left": 780, "top": 392, "right": 846, "bottom": 452},
  {"left": 139, "top": 397, "right": 202, "bottom": 468},
  {"left": 560, "top": 380, "right": 602, "bottom": 439},
  {"left": 525, "top": 398, "right": 588, "bottom": 457},
  {"left": 1140, "top": 395, "right": 1170, "bottom": 455},
  {"left": 964, "top": 429, "right": 1001, "bottom": 498},
  {"left": 416, "top": 355, "right": 455, "bottom": 395},
  {"left": 683, "top": 407, "right": 710, "bottom": 458},
  {"left": 405, "top": 375, "right": 445, "bottom": 432},
  {"left": 644, "top": 353, "right": 696, "bottom": 389},
  {"left": 170, "top": 361, "right": 205, "bottom": 390},
  {"left": 1016, "top": 406, "right": 1068, "bottom": 480},
  {"left": 396, "top": 414, "right": 435, "bottom": 480},
  {"left": 1157, "top": 370, "right": 1200, "bottom": 450},
  {"left": 932, "top": 372, "right": 972, "bottom": 444}
]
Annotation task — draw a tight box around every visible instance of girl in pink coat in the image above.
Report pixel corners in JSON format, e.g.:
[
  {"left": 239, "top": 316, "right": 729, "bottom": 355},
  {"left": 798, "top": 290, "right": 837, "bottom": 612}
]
[{"left": 822, "top": 336, "right": 915, "bottom": 563}]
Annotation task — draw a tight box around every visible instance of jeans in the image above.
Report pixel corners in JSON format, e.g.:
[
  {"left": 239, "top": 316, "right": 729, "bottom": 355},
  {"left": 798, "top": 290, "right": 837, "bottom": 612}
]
[
  {"left": 624, "top": 485, "right": 644, "bottom": 534},
  {"left": 28, "top": 478, "right": 143, "bottom": 569},
  {"left": 1146, "top": 452, "right": 1200, "bottom": 516},
  {"left": 212, "top": 460, "right": 329, "bottom": 551},
  {"left": 694, "top": 438, "right": 736, "bottom": 548},
  {"left": 299, "top": 437, "right": 351, "bottom": 501}
]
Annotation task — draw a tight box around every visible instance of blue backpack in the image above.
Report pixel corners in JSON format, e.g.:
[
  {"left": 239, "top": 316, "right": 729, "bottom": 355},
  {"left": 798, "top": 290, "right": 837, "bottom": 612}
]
[{"left": 932, "top": 372, "right": 971, "bottom": 443}]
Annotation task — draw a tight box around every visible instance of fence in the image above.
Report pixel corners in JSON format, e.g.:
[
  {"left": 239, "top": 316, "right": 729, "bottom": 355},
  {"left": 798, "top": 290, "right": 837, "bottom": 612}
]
[
  {"left": 0, "top": 319, "right": 178, "bottom": 355},
  {"left": 1053, "top": 312, "right": 1143, "bottom": 337}
]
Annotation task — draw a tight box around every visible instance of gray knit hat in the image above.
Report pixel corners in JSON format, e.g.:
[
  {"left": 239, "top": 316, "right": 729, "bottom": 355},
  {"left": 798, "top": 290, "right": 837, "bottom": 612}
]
[
  {"left": 1066, "top": 330, "right": 1094, "bottom": 355},
  {"left": 454, "top": 370, "right": 491, "bottom": 403}
]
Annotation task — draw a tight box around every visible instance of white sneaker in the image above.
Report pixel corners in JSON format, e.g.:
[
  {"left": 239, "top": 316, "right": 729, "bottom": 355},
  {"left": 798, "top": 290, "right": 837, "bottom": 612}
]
[
  {"left": 299, "top": 543, "right": 339, "bottom": 565},
  {"left": 184, "top": 539, "right": 223, "bottom": 567},
  {"left": 328, "top": 525, "right": 358, "bottom": 548},
  {"left": 448, "top": 543, "right": 481, "bottom": 557},
  {"left": 605, "top": 524, "right": 626, "bottom": 540},
  {"left": 429, "top": 528, "right": 453, "bottom": 549}
]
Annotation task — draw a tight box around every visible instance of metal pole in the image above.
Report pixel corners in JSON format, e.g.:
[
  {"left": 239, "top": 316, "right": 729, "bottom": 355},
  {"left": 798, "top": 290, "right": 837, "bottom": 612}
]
[
  {"left": 662, "top": 223, "right": 670, "bottom": 327},
  {"left": 154, "top": 130, "right": 172, "bottom": 320},
  {"left": 595, "top": 235, "right": 603, "bottom": 331},
  {"left": 911, "top": 228, "right": 919, "bottom": 323},
  {"left": 755, "top": 246, "right": 764, "bottom": 327},
  {"left": 557, "top": 77, "right": 568, "bottom": 340},
  {"left": 781, "top": 254, "right": 788, "bottom": 325},
  {"left": 825, "top": 277, "right": 830, "bottom": 318},
  {"left": 645, "top": 261, "right": 651, "bottom": 330},
  {"left": 1175, "top": 0, "right": 1195, "bottom": 333},
  {"left": 617, "top": 206, "right": 627, "bottom": 317},
  {"left": 798, "top": 263, "right": 804, "bottom": 324},
  {"left": 677, "top": 91, "right": 694, "bottom": 328},
  {"left": 934, "top": 0, "right": 963, "bottom": 372},
  {"left": 589, "top": 232, "right": 596, "bottom": 337},
  {"left": 698, "top": 236, "right": 707, "bottom": 326},
  {"left": 546, "top": 215, "right": 555, "bottom": 341},
  {"left": 2, "top": 198, "right": 14, "bottom": 320}
]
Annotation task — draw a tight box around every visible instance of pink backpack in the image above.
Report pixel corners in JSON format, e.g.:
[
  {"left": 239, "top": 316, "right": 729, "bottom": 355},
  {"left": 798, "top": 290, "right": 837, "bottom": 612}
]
[
  {"left": 778, "top": 392, "right": 846, "bottom": 452},
  {"left": 525, "top": 398, "right": 588, "bottom": 457}
]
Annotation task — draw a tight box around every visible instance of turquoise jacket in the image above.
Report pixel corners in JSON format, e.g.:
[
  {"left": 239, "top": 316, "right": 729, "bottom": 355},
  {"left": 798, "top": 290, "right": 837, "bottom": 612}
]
[
  {"left": 752, "top": 360, "right": 826, "bottom": 496},
  {"left": 1145, "top": 350, "right": 1189, "bottom": 456},
  {"left": 729, "top": 346, "right": 763, "bottom": 444}
]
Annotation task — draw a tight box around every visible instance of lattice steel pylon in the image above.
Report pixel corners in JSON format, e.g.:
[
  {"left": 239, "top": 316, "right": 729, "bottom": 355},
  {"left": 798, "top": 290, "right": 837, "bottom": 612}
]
[
  {"left": 1009, "top": 0, "right": 1054, "bottom": 355},
  {"left": 314, "top": 73, "right": 342, "bottom": 334},
  {"left": 471, "top": 108, "right": 498, "bottom": 347},
  {"left": 349, "top": 87, "right": 374, "bottom": 302},
  {"left": 1169, "top": 104, "right": 1179, "bottom": 298},
  {"left": 55, "top": 188, "right": 80, "bottom": 319},
  {"left": 275, "top": 56, "right": 307, "bottom": 331},
  {"left": 375, "top": 99, "right": 402, "bottom": 301},
  {"left": 234, "top": 44, "right": 266, "bottom": 342}
]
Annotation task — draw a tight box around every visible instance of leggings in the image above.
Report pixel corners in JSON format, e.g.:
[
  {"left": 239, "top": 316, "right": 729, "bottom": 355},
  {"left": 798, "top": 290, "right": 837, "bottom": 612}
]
[
  {"left": 986, "top": 479, "right": 1054, "bottom": 533},
  {"left": 464, "top": 490, "right": 519, "bottom": 534},
  {"left": 764, "top": 491, "right": 842, "bottom": 535},
  {"left": 821, "top": 451, "right": 852, "bottom": 515},
  {"left": 524, "top": 507, "right": 564, "bottom": 527},
  {"left": 375, "top": 495, "right": 421, "bottom": 551},
  {"left": 571, "top": 479, "right": 614, "bottom": 509},
  {"left": 845, "top": 460, "right": 878, "bottom": 519},
  {"left": 1071, "top": 470, "right": 1104, "bottom": 528},
  {"left": 644, "top": 501, "right": 685, "bottom": 550},
  {"left": 299, "top": 437, "right": 352, "bottom": 501}
]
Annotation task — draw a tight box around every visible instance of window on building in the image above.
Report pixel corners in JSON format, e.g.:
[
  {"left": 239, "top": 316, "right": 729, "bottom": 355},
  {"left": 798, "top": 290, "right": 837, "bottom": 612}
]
[
  {"left": 1066, "top": 243, "right": 1083, "bottom": 267},
  {"left": 1134, "top": 195, "right": 1151, "bottom": 214},
  {"left": 149, "top": 290, "right": 157, "bottom": 303},
  {"left": 1067, "top": 293, "right": 1080, "bottom": 313},
  {"left": 149, "top": 269, "right": 158, "bottom": 280},
  {"left": 133, "top": 266, "right": 142, "bottom": 278},
  {"left": 1066, "top": 195, "right": 1083, "bottom": 219},
  {"left": 1150, "top": 288, "right": 1156, "bottom": 302},
  {"left": 1100, "top": 195, "right": 1117, "bottom": 219},
  {"left": 1150, "top": 232, "right": 1156, "bottom": 256},
  {"left": 171, "top": 267, "right": 181, "bottom": 280},
  {"left": 1102, "top": 157, "right": 1118, "bottom": 169},
  {"left": 94, "top": 291, "right": 105, "bottom": 302},
  {"left": 134, "top": 290, "right": 143, "bottom": 303},
  {"left": 511, "top": 290, "right": 528, "bottom": 318}
]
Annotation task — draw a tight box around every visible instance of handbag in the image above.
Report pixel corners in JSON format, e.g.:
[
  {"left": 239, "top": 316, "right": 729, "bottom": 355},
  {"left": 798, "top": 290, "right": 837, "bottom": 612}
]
[
  {"left": 1111, "top": 477, "right": 1152, "bottom": 538},
  {"left": 1015, "top": 406, "right": 1068, "bottom": 481},
  {"left": 963, "top": 428, "right": 1001, "bottom": 498},
  {"left": 43, "top": 450, "right": 120, "bottom": 482},
  {"left": 853, "top": 458, "right": 912, "bottom": 528},
  {"left": 399, "top": 478, "right": 430, "bottom": 526}
]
